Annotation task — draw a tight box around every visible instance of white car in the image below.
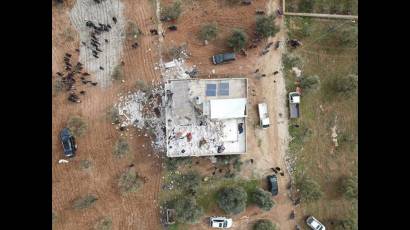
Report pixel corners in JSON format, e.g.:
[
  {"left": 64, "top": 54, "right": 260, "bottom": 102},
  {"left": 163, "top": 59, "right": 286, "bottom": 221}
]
[
  {"left": 306, "top": 216, "right": 326, "bottom": 230},
  {"left": 209, "top": 216, "right": 233, "bottom": 229}
]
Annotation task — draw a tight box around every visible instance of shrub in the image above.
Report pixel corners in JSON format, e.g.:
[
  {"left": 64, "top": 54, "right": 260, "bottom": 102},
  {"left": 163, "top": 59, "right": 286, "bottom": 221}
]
[
  {"left": 67, "top": 116, "right": 88, "bottom": 137},
  {"left": 324, "top": 74, "right": 358, "bottom": 97},
  {"left": 217, "top": 187, "right": 247, "bottom": 214},
  {"left": 107, "top": 106, "right": 120, "bottom": 124},
  {"left": 339, "top": 175, "right": 357, "bottom": 200},
  {"left": 126, "top": 22, "right": 142, "bottom": 41},
  {"left": 161, "top": 1, "right": 182, "bottom": 21},
  {"left": 251, "top": 188, "right": 275, "bottom": 211},
  {"left": 80, "top": 160, "right": 92, "bottom": 170},
  {"left": 94, "top": 217, "right": 112, "bottom": 230},
  {"left": 170, "top": 197, "right": 203, "bottom": 224},
  {"left": 72, "top": 195, "right": 98, "bottom": 210},
  {"left": 118, "top": 167, "right": 143, "bottom": 194},
  {"left": 174, "top": 171, "right": 201, "bottom": 193},
  {"left": 228, "top": 29, "right": 248, "bottom": 52},
  {"left": 52, "top": 211, "right": 57, "bottom": 224},
  {"left": 253, "top": 219, "right": 277, "bottom": 230},
  {"left": 225, "top": 0, "right": 242, "bottom": 5},
  {"left": 296, "top": 177, "right": 323, "bottom": 202},
  {"left": 199, "top": 23, "right": 218, "bottom": 41},
  {"left": 112, "top": 65, "right": 124, "bottom": 81},
  {"left": 233, "top": 158, "right": 243, "bottom": 172},
  {"left": 300, "top": 75, "right": 320, "bottom": 92},
  {"left": 113, "top": 138, "right": 130, "bottom": 158},
  {"left": 282, "top": 53, "right": 303, "bottom": 71},
  {"left": 53, "top": 79, "right": 64, "bottom": 94},
  {"left": 135, "top": 80, "right": 150, "bottom": 92},
  {"left": 256, "top": 14, "right": 278, "bottom": 38},
  {"left": 165, "top": 157, "right": 192, "bottom": 171}
]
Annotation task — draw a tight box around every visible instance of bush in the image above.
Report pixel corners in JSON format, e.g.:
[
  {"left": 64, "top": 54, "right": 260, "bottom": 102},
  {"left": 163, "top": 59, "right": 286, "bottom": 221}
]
[
  {"left": 126, "top": 22, "right": 142, "bottom": 41},
  {"left": 174, "top": 171, "right": 201, "bottom": 194},
  {"left": 296, "top": 177, "right": 323, "bottom": 203},
  {"left": 113, "top": 138, "right": 130, "bottom": 158},
  {"left": 72, "top": 195, "right": 98, "bottom": 210},
  {"left": 107, "top": 106, "right": 120, "bottom": 124},
  {"left": 118, "top": 167, "right": 143, "bottom": 194},
  {"left": 165, "top": 157, "right": 192, "bottom": 171},
  {"left": 324, "top": 74, "right": 358, "bottom": 97},
  {"left": 300, "top": 75, "right": 320, "bottom": 92},
  {"left": 253, "top": 219, "right": 277, "bottom": 230},
  {"left": 251, "top": 188, "right": 275, "bottom": 211},
  {"left": 79, "top": 160, "right": 92, "bottom": 170},
  {"left": 217, "top": 187, "right": 248, "bottom": 214},
  {"left": 135, "top": 80, "right": 150, "bottom": 92},
  {"left": 52, "top": 211, "right": 57, "bottom": 224},
  {"left": 170, "top": 197, "right": 204, "bottom": 224},
  {"left": 112, "top": 65, "right": 124, "bottom": 81},
  {"left": 282, "top": 53, "right": 303, "bottom": 71},
  {"left": 94, "top": 217, "right": 112, "bottom": 230},
  {"left": 233, "top": 158, "right": 243, "bottom": 172},
  {"left": 67, "top": 116, "right": 88, "bottom": 137},
  {"left": 339, "top": 175, "right": 357, "bottom": 200},
  {"left": 53, "top": 79, "right": 64, "bottom": 94},
  {"left": 161, "top": 1, "right": 182, "bottom": 21},
  {"left": 199, "top": 23, "right": 218, "bottom": 41},
  {"left": 256, "top": 14, "right": 278, "bottom": 38},
  {"left": 228, "top": 29, "right": 248, "bottom": 52}
]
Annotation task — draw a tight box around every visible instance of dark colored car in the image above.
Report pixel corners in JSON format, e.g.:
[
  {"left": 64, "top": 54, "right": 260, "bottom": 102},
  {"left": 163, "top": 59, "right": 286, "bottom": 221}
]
[
  {"left": 212, "top": 52, "right": 236, "bottom": 65},
  {"left": 60, "top": 128, "right": 77, "bottom": 157},
  {"left": 267, "top": 175, "right": 278, "bottom": 196}
]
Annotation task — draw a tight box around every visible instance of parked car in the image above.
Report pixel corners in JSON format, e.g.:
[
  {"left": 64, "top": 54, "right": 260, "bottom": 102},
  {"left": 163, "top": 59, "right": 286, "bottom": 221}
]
[
  {"left": 306, "top": 216, "right": 326, "bottom": 230},
  {"left": 212, "top": 52, "right": 236, "bottom": 65},
  {"left": 209, "top": 216, "right": 233, "bottom": 229},
  {"left": 60, "top": 128, "right": 77, "bottom": 157},
  {"left": 267, "top": 174, "right": 278, "bottom": 196}
]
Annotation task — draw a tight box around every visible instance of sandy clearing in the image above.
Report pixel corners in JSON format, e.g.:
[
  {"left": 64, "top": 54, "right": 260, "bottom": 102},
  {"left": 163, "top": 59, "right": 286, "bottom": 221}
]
[{"left": 70, "top": 0, "right": 126, "bottom": 87}]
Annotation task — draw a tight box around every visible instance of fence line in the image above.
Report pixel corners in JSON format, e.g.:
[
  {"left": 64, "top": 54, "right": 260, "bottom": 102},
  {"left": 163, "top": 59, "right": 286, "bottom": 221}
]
[{"left": 282, "top": 0, "right": 358, "bottom": 20}]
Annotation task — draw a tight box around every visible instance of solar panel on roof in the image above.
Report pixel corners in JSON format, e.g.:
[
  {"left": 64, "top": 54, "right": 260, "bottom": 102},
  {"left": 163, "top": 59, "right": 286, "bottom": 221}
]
[
  {"left": 206, "top": 83, "right": 217, "bottom": 96},
  {"left": 219, "top": 82, "right": 229, "bottom": 96}
]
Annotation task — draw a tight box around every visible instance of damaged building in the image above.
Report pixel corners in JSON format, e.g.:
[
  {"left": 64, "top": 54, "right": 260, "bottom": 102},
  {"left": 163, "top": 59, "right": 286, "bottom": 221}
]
[{"left": 165, "top": 78, "right": 248, "bottom": 157}]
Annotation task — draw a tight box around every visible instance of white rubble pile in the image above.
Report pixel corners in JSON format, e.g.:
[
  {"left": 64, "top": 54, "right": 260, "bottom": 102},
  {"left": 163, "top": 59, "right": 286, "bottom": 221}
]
[
  {"left": 161, "top": 58, "right": 191, "bottom": 80},
  {"left": 115, "top": 86, "right": 167, "bottom": 153}
]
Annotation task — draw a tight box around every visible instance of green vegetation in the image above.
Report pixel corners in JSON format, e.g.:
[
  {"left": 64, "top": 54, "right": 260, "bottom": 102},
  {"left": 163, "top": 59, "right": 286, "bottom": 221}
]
[
  {"left": 126, "top": 21, "right": 142, "bottom": 41},
  {"left": 161, "top": 1, "right": 182, "bottom": 21},
  {"left": 118, "top": 167, "right": 143, "bottom": 194},
  {"left": 284, "top": 17, "right": 357, "bottom": 228},
  {"left": 168, "top": 196, "right": 203, "bottom": 224},
  {"left": 135, "top": 80, "right": 150, "bottom": 92},
  {"left": 112, "top": 65, "right": 125, "bottom": 81},
  {"left": 338, "top": 175, "right": 357, "bottom": 200},
  {"left": 72, "top": 195, "right": 98, "bottom": 210},
  {"left": 79, "top": 160, "right": 92, "bottom": 170},
  {"left": 227, "top": 29, "right": 248, "bottom": 52},
  {"left": 172, "top": 171, "right": 201, "bottom": 194},
  {"left": 256, "top": 14, "right": 279, "bottom": 38},
  {"left": 251, "top": 188, "right": 275, "bottom": 211},
  {"left": 199, "top": 23, "right": 218, "bottom": 41},
  {"left": 216, "top": 186, "right": 247, "bottom": 214},
  {"left": 94, "top": 217, "right": 112, "bottom": 230},
  {"left": 113, "top": 138, "right": 130, "bottom": 158},
  {"left": 286, "top": 0, "right": 358, "bottom": 15},
  {"left": 52, "top": 211, "right": 57, "bottom": 224},
  {"left": 53, "top": 79, "right": 64, "bottom": 94},
  {"left": 67, "top": 116, "right": 88, "bottom": 137},
  {"left": 165, "top": 157, "right": 192, "bottom": 171},
  {"left": 296, "top": 176, "right": 323, "bottom": 202},
  {"left": 107, "top": 106, "right": 120, "bottom": 125},
  {"left": 253, "top": 219, "right": 277, "bottom": 230}
]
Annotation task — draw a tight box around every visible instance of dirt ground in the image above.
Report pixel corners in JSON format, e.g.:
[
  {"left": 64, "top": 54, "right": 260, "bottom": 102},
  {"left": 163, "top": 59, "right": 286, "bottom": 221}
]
[
  {"left": 52, "top": 0, "right": 163, "bottom": 229},
  {"left": 53, "top": 0, "right": 294, "bottom": 229}
]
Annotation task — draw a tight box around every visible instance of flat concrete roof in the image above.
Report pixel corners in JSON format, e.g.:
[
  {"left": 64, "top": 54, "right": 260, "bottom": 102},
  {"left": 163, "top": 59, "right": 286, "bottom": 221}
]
[{"left": 164, "top": 78, "right": 248, "bottom": 157}]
